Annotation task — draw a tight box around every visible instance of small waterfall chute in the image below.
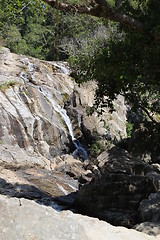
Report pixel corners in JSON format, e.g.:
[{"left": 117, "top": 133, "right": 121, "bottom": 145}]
[
  {"left": 20, "top": 57, "right": 75, "bottom": 141},
  {"left": 19, "top": 57, "right": 88, "bottom": 160},
  {"left": 40, "top": 87, "right": 75, "bottom": 141},
  {"left": 52, "top": 62, "right": 70, "bottom": 75}
]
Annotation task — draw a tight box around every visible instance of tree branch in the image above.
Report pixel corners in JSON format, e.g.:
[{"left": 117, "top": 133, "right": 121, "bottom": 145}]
[{"left": 43, "top": 0, "right": 145, "bottom": 34}]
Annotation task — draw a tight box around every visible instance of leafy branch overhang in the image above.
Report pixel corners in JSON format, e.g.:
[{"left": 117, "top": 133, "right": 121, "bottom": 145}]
[{"left": 43, "top": 0, "right": 145, "bottom": 34}]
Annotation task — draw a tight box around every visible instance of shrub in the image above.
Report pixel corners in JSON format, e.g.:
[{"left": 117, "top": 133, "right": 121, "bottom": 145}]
[{"left": 126, "top": 122, "right": 134, "bottom": 138}]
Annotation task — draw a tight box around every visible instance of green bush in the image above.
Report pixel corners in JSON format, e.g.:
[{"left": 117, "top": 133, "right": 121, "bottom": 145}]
[
  {"left": 126, "top": 122, "right": 134, "bottom": 138},
  {"left": 89, "top": 139, "right": 107, "bottom": 158}
]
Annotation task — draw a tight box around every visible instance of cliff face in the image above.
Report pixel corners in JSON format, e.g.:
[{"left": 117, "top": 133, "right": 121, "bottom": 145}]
[
  {"left": 0, "top": 47, "right": 127, "bottom": 211},
  {"left": 0, "top": 47, "right": 127, "bottom": 168},
  {"left": 0, "top": 47, "right": 76, "bottom": 167}
]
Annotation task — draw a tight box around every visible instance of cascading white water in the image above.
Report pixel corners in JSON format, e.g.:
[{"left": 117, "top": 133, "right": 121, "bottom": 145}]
[
  {"left": 56, "top": 183, "right": 68, "bottom": 195},
  {"left": 20, "top": 57, "right": 75, "bottom": 140},
  {"left": 40, "top": 88, "right": 75, "bottom": 141},
  {"left": 40, "top": 87, "right": 88, "bottom": 160},
  {"left": 20, "top": 57, "right": 88, "bottom": 160},
  {"left": 20, "top": 57, "right": 35, "bottom": 72},
  {"left": 19, "top": 57, "right": 36, "bottom": 83},
  {"left": 52, "top": 62, "right": 70, "bottom": 75}
]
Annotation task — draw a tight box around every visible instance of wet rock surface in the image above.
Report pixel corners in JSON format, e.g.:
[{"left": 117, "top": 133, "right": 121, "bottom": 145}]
[{"left": 0, "top": 47, "right": 75, "bottom": 159}]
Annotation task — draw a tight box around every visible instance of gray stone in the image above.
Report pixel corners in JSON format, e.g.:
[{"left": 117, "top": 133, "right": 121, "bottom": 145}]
[
  {"left": 134, "top": 222, "right": 160, "bottom": 236},
  {"left": 75, "top": 147, "right": 159, "bottom": 227},
  {"left": 0, "top": 195, "right": 159, "bottom": 240},
  {"left": 139, "top": 192, "right": 160, "bottom": 222},
  {"left": 0, "top": 47, "right": 74, "bottom": 163},
  {"left": 65, "top": 81, "right": 127, "bottom": 142}
]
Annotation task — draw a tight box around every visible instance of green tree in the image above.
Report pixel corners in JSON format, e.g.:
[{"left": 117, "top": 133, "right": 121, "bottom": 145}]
[
  {"left": 0, "top": 0, "right": 52, "bottom": 58},
  {"left": 0, "top": 0, "right": 102, "bottom": 60},
  {"left": 43, "top": 0, "right": 160, "bottom": 121}
]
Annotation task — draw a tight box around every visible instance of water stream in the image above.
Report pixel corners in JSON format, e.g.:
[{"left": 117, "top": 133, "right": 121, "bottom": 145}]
[
  {"left": 20, "top": 57, "right": 75, "bottom": 140},
  {"left": 42, "top": 88, "right": 88, "bottom": 160},
  {"left": 20, "top": 57, "right": 88, "bottom": 160},
  {"left": 40, "top": 87, "right": 75, "bottom": 141},
  {"left": 56, "top": 183, "right": 69, "bottom": 196}
]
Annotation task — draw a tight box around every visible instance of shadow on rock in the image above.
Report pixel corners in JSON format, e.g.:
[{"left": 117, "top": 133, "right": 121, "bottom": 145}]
[
  {"left": 0, "top": 177, "right": 77, "bottom": 211},
  {"left": 74, "top": 145, "right": 160, "bottom": 228}
]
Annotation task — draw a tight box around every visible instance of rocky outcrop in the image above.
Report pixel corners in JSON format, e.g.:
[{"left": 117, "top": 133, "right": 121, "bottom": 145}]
[
  {"left": 0, "top": 163, "right": 78, "bottom": 207},
  {"left": 0, "top": 194, "right": 159, "bottom": 240},
  {"left": 75, "top": 146, "right": 159, "bottom": 227},
  {"left": 134, "top": 222, "right": 160, "bottom": 236},
  {"left": 1, "top": 47, "right": 160, "bottom": 238},
  {"left": 0, "top": 47, "right": 127, "bottom": 167},
  {"left": 0, "top": 47, "right": 76, "bottom": 165},
  {"left": 50, "top": 154, "right": 92, "bottom": 183},
  {"left": 65, "top": 81, "right": 127, "bottom": 142}
]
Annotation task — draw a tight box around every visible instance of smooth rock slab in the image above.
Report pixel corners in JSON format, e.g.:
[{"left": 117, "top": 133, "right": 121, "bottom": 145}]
[{"left": 0, "top": 195, "right": 160, "bottom": 240}]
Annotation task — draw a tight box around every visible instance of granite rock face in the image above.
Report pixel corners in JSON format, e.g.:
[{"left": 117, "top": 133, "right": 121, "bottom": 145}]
[
  {"left": 0, "top": 163, "right": 78, "bottom": 208},
  {"left": 0, "top": 47, "right": 75, "bottom": 164},
  {"left": 65, "top": 81, "right": 127, "bottom": 142},
  {"left": 0, "top": 194, "right": 159, "bottom": 240},
  {"left": 0, "top": 47, "right": 127, "bottom": 167}
]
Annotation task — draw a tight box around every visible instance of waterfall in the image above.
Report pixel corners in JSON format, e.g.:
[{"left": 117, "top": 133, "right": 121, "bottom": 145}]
[
  {"left": 40, "top": 89, "right": 88, "bottom": 161},
  {"left": 72, "top": 140, "right": 88, "bottom": 161},
  {"left": 56, "top": 183, "right": 68, "bottom": 195},
  {"left": 40, "top": 89, "right": 88, "bottom": 160},
  {"left": 19, "top": 57, "right": 36, "bottom": 84},
  {"left": 20, "top": 57, "right": 75, "bottom": 140},
  {"left": 52, "top": 62, "right": 70, "bottom": 75},
  {"left": 19, "top": 57, "right": 88, "bottom": 160},
  {"left": 40, "top": 88, "right": 75, "bottom": 141}
]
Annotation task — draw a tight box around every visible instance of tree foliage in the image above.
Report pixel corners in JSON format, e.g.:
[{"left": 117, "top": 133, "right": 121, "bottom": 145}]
[
  {"left": 43, "top": 0, "right": 160, "bottom": 121},
  {"left": 0, "top": 0, "right": 103, "bottom": 60},
  {"left": 0, "top": 0, "right": 50, "bottom": 58},
  {"left": 0, "top": 0, "right": 160, "bottom": 121}
]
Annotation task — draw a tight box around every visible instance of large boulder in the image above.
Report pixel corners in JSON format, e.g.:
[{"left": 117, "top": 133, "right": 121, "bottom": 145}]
[
  {"left": 75, "top": 147, "right": 159, "bottom": 227},
  {"left": 0, "top": 194, "right": 159, "bottom": 240}
]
